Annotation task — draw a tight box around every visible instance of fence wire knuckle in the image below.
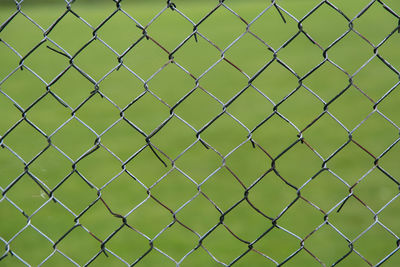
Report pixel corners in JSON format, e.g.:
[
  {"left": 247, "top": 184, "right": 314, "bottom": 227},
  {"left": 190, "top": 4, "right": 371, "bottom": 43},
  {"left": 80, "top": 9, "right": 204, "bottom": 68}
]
[{"left": 1, "top": 0, "right": 400, "bottom": 266}]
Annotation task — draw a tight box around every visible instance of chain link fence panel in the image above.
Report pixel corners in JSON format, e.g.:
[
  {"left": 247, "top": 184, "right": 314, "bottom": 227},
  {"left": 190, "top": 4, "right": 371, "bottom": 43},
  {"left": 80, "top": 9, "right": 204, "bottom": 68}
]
[{"left": 1, "top": 0, "right": 400, "bottom": 266}]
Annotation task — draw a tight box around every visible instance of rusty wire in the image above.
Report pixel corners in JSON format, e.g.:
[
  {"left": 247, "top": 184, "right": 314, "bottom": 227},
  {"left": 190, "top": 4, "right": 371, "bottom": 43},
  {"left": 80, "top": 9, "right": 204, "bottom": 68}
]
[{"left": 1, "top": 0, "right": 400, "bottom": 266}]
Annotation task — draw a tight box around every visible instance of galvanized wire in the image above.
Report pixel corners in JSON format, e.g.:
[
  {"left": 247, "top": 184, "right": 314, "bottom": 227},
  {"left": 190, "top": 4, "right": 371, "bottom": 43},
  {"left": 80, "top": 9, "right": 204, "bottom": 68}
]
[{"left": 1, "top": 0, "right": 400, "bottom": 266}]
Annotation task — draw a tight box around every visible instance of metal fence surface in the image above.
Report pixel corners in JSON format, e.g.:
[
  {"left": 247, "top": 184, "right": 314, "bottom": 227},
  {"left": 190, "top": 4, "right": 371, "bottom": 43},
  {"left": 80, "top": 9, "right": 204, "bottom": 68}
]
[{"left": 1, "top": 0, "right": 400, "bottom": 266}]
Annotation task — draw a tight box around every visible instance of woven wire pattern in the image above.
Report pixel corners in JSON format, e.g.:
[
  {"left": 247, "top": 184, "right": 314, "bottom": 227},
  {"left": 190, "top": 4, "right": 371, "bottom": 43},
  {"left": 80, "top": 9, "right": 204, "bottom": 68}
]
[{"left": 1, "top": 0, "right": 400, "bottom": 266}]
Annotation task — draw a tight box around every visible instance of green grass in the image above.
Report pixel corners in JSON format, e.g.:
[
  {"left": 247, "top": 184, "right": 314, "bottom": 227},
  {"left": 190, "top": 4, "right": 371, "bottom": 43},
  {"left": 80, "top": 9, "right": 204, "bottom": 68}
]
[{"left": 1, "top": 0, "right": 400, "bottom": 266}]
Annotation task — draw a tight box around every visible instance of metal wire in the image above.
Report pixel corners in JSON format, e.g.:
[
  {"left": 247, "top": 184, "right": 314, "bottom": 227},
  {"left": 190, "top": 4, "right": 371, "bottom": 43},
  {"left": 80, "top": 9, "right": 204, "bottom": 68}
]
[{"left": 1, "top": 0, "right": 400, "bottom": 266}]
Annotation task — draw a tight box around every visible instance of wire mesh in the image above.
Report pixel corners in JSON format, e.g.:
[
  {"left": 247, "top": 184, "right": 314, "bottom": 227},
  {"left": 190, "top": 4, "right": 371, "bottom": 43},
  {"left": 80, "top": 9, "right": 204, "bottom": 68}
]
[{"left": 1, "top": 0, "right": 400, "bottom": 266}]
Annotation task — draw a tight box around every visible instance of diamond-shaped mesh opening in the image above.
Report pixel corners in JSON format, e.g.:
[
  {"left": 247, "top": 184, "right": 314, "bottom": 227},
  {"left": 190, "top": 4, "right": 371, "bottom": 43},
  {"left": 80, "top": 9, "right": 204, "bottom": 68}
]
[
  {"left": 146, "top": 8, "right": 192, "bottom": 52},
  {"left": 123, "top": 37, "right": 167, "bottom": 79},
  {"left": 105, "top": 224, "right": 150, "bottom": 264},
  {"left": 27, "top": 94, "right": 70, "bottom": 135},
  {"left": 352, "top": 111, "right": 398, "bottom": 156},
  {"left": 354, "top": 224, "right": 397, "bottom": 265},
  {"left": 200, "top": 59, "right": 248, "bottom": 103},
  {"left": 328, "top": 197, "right": 374, "bottom": 240},
  {"left": 225, "top": 141, "right": 270, "bottom": 187},
  {"left": 155, "top": 223, "right": 198, "bottom": 262},
  {"left": 250, "top": 5, "right": 298, "bottom": 50},
  {"left": 301, "top": 170, "right": 349, "bottom": 212},
  {"left": 75, "top": 94, "right": 120, "bottom": 134},
  {"left": 198, "top": 5, "right": 245, "bottom": 50},
  {"left": 277, "top": 33, "right": 322, "bottom": 76},
  {"left": 9, "top": 226, "right": 54, "bottom": 266},
  {"left": 226, "top": 33, "right": 273, "bottom": 76},
  {"left": 354, "top": 2, "right": 399, "bottom": 46},
  {"left": 46, "top": 11, "right": 92, "bottom": 54},
  {"left": 303, "top": 61, "right": 349, "bottom": 102},
  {"left": 252, "top": 114, "right": 299, "bottom": 157},
  {"left": 301, "top": 3, "right": 349, "bottom": 48},
  {"left": 227, "top": 86, "right": 274, "bottom": 130},
  {"left": 201, "top": 167, "right": 244, "bottom": 212},
  {"left": 96, "top": 11, "right": 143, "bottom": 54},
  {"left": 202, "top": 225, "right": 247, "bottom": 265},
  {"left": 53, "top": 172, "right": 97, "bottom": 214},
  {"left": 0, "top": 199, "right": 27, "bottom": 240},
  {"left": 253, "top": 227, "right": 300, "bottom": 264},
  {"left": 175, "top": 142, "right": 221, "bottom": 183},
  {"left": 125, "top": 145, "right": 170, "bottom": 186},
  {"left": 57, "top": 225, "right": 101, "bottom": 265},
  {"left": 223, "top": 201, "right": 268, "bottom": 242},
  {"left": 328, "top": 85, "right": 372, "bottom": 130},
  {"left": 275, "top": 141, "right": 322, "bottom": 188},
  {"left": 17, "top": 2, "right": 66, "bottom": 29},
  {"left": 4, "top": 174, "right": 48, "bottom": 215},
  {"left": 277, "top": 198, "right": 322, "bottom": 238},
  {"left": 252, "top": 59, "right": 299, "bottom": 103},
  {"left": 99, "top": 67, "right": 144, "bottom": 108},
  {"left": 355, "top": 168, "right": 399, "bottom": 212},
  {"left": 50, "top": 67, "right": 94, "bottom": 109},
  {"left": 79, "top": 200, "right": 122, "bottom": 241},
  {"left": 96, "top": 120, "right": 145, "bottom": 161},
  {"left": 278, "top": 86, "right": 322, "bottom": 130},
  {"left": 148, "top": 62, "right": 195, "bottom": 106},
  {"left": 201, "top": 113, "right": 248, "bottom": 155},
  {"left": 328, "top": 31, "right": 372, "bottom": 74},
  {"left": 177, "top": 194, "right": 220, "bottom": 235},
  {"left": 31, "top": 201, "right": 74, "bottom": 241},
  {"left": 302, "top": 113, "right": 348, "bottom": 158},
  {"left": 127, "top": 198, "right": 172, "bottom": 238},
  {"left": 0, "top": 13, "right": 43, "bottom": 55},
  {"left": 248, "top": 171, "right": 297, "bottom": 219},
  {"left": 77, "top": 146, "right": 121, "bottom": 187},
  {"left": 327, "top": 141, "right": 373, "bottom": 185},
  {"left": 74, "top": 39, "right": 116, "bottom": 81},
  {"left": 174, "top": 36, "right": 220, "bottom": 78},
  {"left": 174, "top": 88, "right": 221, "bottom": 130},
  {"left": 305, "top": 224, "right": 350, "bottom": 265},
  {"left": 1, "top": 68, "right": 45, "bottom": 109},
  {"left": 123, "top": 92, "right": 169, "bottom": 134},
  {"left": 52, "top": 118, "right": 96, "bottom": 160},
  {"left": 101, "top": 172, "right": 147, "bottom": 215},
  {"left": 151, "top": 117, "right": 195, "bottom": 159},
  {"left": 29, "top": 146, "right": 71, "bottom": 189},
  {"left": 353, "top": 57, "right": 399, "bottom": 102},
  {"left": 150, "top": 169, "right": 197, "bottom": 212},
  {"left": 0, "top": 41, "right": 21, "bottom": 80},
  {"left": 23, "top": 42, "right": 68, "bottom": 83}
]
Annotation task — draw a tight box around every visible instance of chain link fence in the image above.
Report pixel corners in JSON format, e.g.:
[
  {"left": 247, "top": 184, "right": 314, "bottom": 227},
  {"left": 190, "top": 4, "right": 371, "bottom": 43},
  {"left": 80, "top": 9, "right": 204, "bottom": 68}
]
[{"left": 1, "top": 0, "right": 400, "bottom": 266}]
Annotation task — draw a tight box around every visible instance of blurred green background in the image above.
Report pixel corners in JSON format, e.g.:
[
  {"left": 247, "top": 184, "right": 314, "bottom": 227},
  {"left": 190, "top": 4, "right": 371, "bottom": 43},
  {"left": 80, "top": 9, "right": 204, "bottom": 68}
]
[{"left": 1, "top": 0, "right": 400, "bottom": 266}]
